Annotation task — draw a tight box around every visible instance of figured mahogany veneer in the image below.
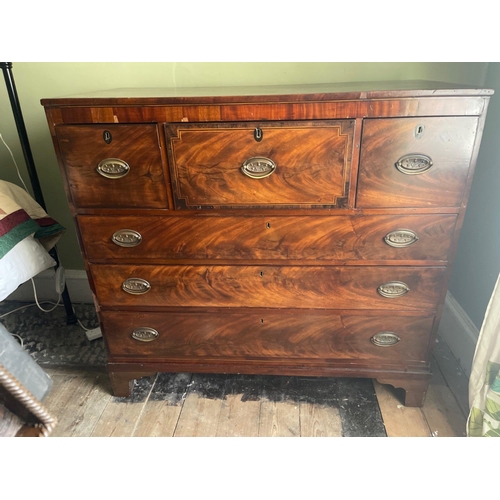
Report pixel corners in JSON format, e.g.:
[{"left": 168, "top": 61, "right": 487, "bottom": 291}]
[
  {"left": 101, "top": 310, "right": 436, "bottom": 365},
  {"left": 90, "top": 264, "right": 447, "bottom": 311},
  {"left": 78, "top": 214, "right": 457, "bottom": 263},
  {"left": 55, "top": 124, "right": 168, "bottom": 209},
  {"left": 42, "top": 81, "right": 492, "bottom": 406},
  {"left": 165, "top": 121, "right": 353, "bottom": 209},
  {"left": 357, "top": 117, "right": 479, "bottom": 208}
]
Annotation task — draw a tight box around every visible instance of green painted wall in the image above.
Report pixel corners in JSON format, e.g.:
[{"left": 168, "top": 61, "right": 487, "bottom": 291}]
[
  {"left": 448, "top": 62, "right": 500, "bottom": 329},
  {"left": 0, "top": 62, "right": 489, "bottom": 270}
]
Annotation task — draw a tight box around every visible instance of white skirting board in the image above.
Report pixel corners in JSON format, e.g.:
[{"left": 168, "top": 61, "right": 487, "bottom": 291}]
[
  {"left": 5, "top": 270, "right": 479, "bottom": 377},
  {"left": 5, "top": 268, "right": 93, "bottom": 305},
  {"left": 438, "top": 291, "right": 480, "bottom": 378}
]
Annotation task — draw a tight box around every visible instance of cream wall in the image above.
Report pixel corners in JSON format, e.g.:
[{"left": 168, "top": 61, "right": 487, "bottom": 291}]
[{"left": 0, "top": 62, "right": 490, "bottom": 270}]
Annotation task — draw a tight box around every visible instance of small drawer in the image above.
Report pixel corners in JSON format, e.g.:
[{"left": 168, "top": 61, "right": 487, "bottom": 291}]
[
  {"left": 78, "top": 214, "right": 457, "bottom": 263},
  {"left": 165, "top": 120, "right": 354, "bottom": 209},
  {"left": 101, "top": 310, "right": 435, "bottom": 365},
  {"left": 357, "top": 117, "right": 478, "bottom": 208},
  {"left": 90, "top": 264, "right": 447, "bottom": 311},
  {"left": 55, "top": 124, "right": 168, "bottom": 209}
]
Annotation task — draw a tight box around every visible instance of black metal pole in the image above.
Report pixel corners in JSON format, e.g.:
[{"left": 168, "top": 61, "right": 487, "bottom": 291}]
[{"left": 1, "top": 62, "right": 77, "bottom": 325}]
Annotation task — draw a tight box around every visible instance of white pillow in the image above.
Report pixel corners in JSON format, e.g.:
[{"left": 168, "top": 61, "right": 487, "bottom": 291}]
[{"left": 0, "top": 234, "right": 56, "bottom": 301}]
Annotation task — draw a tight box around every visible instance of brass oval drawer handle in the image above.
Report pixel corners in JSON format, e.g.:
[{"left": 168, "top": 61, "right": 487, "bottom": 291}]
[
  {"left": 395, "top": 154, "right": 433, "bottom": 175},
  {"left": 122, "top": 278, "right": 151, "bottom": 295},
  {"left": 132, "top": 327, "right": 159, "bottom": 342},
  {"left": 384, "top": 229, "right": 419, "bottom": 248},
  {"left": 112, "top": 229, "right": 142, "bottom": 247},
  {"left": 96, "top": 158, "right": 130, "bottom": 179},
  {"left": 241, "top": 157, "right": 276, "bottom": 179},
  {"left": 377, "top": 281, "right": 410, "bottom": 298},
  {"left": 371, "top": 331, "right": 401, "bottom": 347}
]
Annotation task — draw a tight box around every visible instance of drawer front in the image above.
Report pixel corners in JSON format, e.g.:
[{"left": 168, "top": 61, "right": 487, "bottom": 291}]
[
  {"left": 101, "top": 310, "right": 434, "bottom": 365},
  {"left": 55, "top": 124, "right": 168, "bottom": 209},
  {"left": 91, "top": 264, "right": 447, "bottom": 311},
  {"left": 79, "top": 214, "right": 457, "bottom": 263},
  {"left": 357, "top": 117, "right": 478, "bottom": 207},
  {"left": 165, "top": 121, "right": 354, "bottom": 209}
]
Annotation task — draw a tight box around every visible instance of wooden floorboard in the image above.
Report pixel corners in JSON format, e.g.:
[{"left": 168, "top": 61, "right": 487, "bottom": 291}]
[
  {"left": 259, "top": 400, "right": 301, "bottom": 437},
  {"left": 299, "top": 403, "right": 343, "bottom": 437},
  {"left": 0, "top": 404, "right": 24, "bottom": 437},
  {"left": 373, "top": 381, "right": 431, "bottom": 437},
  {"left": 43, "top": 368, "right": 112, "bottom": 437},
  {"left": 433, "top": 337, "right": 470, "bottom": 417},
  {"left": 257, "top": 376, "right": 300, "bottom": 437},
  {"left": 421, "top": 359, "right": 468, "bottom": 437},
  {"left": 90, "top": 374, "right": 156, "bottom": 437},
  {"left": 174, "top": 374, "right": 226, "bottom": 437},
  {"left": 133, "top": 373, "right": 191, "bottom": 437},
  {"left": 216, "top": 375, "right": 263, "bottom": 437}
]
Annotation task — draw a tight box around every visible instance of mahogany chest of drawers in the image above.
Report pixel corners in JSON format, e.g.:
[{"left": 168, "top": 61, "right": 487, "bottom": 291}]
[{"left": 41, "top": 81, "right": 493, "bottom": 406}]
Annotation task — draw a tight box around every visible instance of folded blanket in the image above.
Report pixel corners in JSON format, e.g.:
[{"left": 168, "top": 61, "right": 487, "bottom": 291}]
[
  {"left": 0, "top": 180, "right": 65, "bottom": 301},
  {"left": 0, "top": 180, "right": 65, "bottom": 258}
]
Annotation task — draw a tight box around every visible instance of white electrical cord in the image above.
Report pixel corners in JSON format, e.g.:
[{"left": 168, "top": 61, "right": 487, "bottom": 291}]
[
  {"left": 31, "top": 278, "right": 61, "bottom": 312},
  {"left": 10, "top": 334, "right": 24, "bottom": 347},
  {"left": 77, "top": 320, "right": 94, "bottom": 332},
  {"left": 0, "top": 301, "right": 64, "bottom": 347},
  {"left": 0, "top": 132, "right": 30, "bottom": 193},
  {"left": 0, "top": 302, "right": 95, "bottom": 330},
  {"left": 0, "top": 301, "right": 99, "bottom": 346},
  {"left": 0, "top": 301, "right": 63, "bottom": 320}
]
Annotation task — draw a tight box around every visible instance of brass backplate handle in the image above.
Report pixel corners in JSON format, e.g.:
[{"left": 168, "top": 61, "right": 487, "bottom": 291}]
[
  {"left": 97, "top": 158, "right": 130, "bottom": 179},
  {"left": 241, "top": 157, "right": 276, "bottom": 179},
  {"left": 371, "top": 331, "right": 401, "bottom": 347},
  {"left": 377, "top": 281, "right": 410, "bottom": 298},
  {"left": 132, "top": 327, "right": 159, "bottom": 342},
  {"left": 112, "top": 229, "right": 142, "bottom": 247},
  {"left": 395, "top": 154, "right": 433, "bottom": 175},
  {"left": 384, "top": 229, "right": 419, "bottom": 248},
  {"left": 122, "top": 278, "right": 151, "bottom": 295}
]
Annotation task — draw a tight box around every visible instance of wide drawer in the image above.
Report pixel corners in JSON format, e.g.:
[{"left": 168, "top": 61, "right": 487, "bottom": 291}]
[
  {"left": 164, "top": 121, "right": 354, "bottom": 209},
  {"left": 357, "top": 117, "right": 478, "bottom": 208},
  {"left": 79, "top": 214, "right": 457, "bottom": 263},
  {"left": 91, "top": 264, "right": 447, "bottom": 311},
  {"left": 101, "top": 310, "right": 435, "bottom": 365},
  {"left": 55, "top": 124, "right": 168, "bottom": 209}
]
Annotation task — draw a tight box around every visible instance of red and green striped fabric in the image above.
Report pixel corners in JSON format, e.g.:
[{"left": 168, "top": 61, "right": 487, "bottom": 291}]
[{"left": 0, "top": 181, "right": 65, "bottom": 259}]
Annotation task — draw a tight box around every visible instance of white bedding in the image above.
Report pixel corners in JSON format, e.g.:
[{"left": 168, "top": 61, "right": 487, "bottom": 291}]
[{"left": 0, "top": 180, "right": 64, "bottom": 301}]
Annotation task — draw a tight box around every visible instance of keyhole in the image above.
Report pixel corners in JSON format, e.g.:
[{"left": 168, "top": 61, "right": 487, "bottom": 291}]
[
  {"left": 260, "top": 318, "right": 264, "bottom": 324},
  {"left": 259, "top": 271, "right": 264, "bottom": 277},
  {"left": 415, "top": 124, "right": 425, "bottom": 139},
  {"left": 266, "top": 222, "right": 271, "bottom": 229},
  {"left": 103, "top": 130, "right": 112, "bottom": 144},
  {"left": 254, "top": 128, "right": 263, "bottom": 142}
]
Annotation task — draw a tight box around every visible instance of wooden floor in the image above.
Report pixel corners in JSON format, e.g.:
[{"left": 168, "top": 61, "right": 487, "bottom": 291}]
[{"left": 2, "top": 336, "right": 469, "bottom": 437}]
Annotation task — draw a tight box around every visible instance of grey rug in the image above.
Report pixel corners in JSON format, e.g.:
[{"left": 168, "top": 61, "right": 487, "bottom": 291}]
[{"left": 0, "top": 300, "right": 106, "bottom": 367}]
